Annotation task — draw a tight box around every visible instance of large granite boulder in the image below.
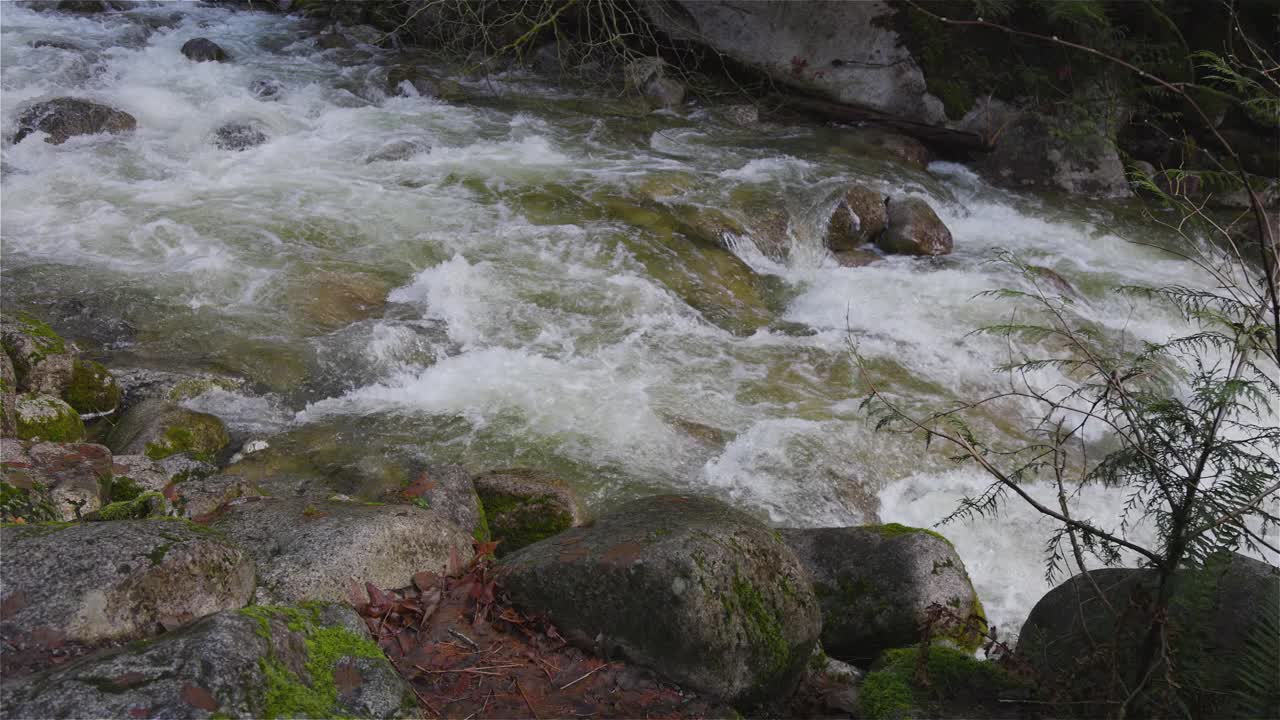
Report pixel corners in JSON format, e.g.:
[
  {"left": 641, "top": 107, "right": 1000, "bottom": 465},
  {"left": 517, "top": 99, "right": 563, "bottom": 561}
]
[
  {"left": 104, "top": 399, "right": 230, "bottom": 462},
  {"left": 471, "top": 468, "right": 582, "bottom": 555},
  {"left": 781, "top": 525, "right": 984, "bottom": 663},
  {"left": 1, "top": 604, "right": 414, "bottom": 719},
  {"left": 11, "top": 98, "right": 136, "bottom": 145},
  {"left": 878, "top": 197, "right": 953, "bottom": 256},
  {"left": 213, "top": 495, "right": 473, "bottom": 604},
  {"left": 0, "top": 439, "right": 110, "bottom": 520},
  {"left": 1017, "top": 553, "right": 1280, "bottom": 718},
  {"left": 0, "top": 520, "right": 254, "bottom": 648},
  {"left": 499, "top": 494, "right": 822, "bottom": 704}
]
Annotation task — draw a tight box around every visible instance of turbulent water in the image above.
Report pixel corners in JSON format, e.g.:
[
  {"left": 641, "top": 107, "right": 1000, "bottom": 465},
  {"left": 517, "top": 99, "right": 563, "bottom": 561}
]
[{"left": 2, "top": 3, "right": 1269, "bottom": 635}]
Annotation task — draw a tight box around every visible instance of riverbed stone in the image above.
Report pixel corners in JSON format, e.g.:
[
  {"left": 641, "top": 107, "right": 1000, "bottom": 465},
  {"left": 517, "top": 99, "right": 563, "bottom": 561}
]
[
  {"left": 472, "top": 468, "right": 581, "bottom": 556},
  {"left": 0, "top": 439, "right": 111, "bottom": 520},
  {"left": 878, "top": 196, "right": 953, "bottom": 256},
  {"left": 499, "top": 494, "right": 822, "bottom": 704},
  {"left": 1, "top": 604, "right": 414, "bottom": 719},
  {"left": 781, "top": 524, "right": 984, "bottom": 663},
  {"left": 104, "top": 399, "right": 230, "bottom": 462},
  {"left": 365, "top": 138, "right": 429, "bottom": 163},
  {"left": 0, "top": 519, "right": 254, "bottom": 649},
  {"left": 181, "top": 37, "right": 227, "bottom": 62},
  {"left": 62, "top": 358, "right": 121, "bottom": 414},
  {"left": 212, "top": 495, "right": 473, "bottom": 604},
  {"left": 1017, "top": 553, "right": 1280, "bottom": 718},
  {"left": 249, "top": 77, "right": 283, "bottom": 100},
  {"left": 14, "top": 394, "right": 85, "bottom": 443},
  {"left": 1, "top": 314, "right": 76, "bottom": 395},
  {"left": 11, "top": 97, "right": 136, "bottom": 145},
  {"left": 825, "top": 184, "right": 887, "bottom": 250},
  {"left": 288, "top": 270, "right": 391, "bottom": 332},
  {"left": 213, "top": 121, "right": 268, "bottom": 151},
  {"left": 833, "top": 248, "right": 883, "bottom": 267}
]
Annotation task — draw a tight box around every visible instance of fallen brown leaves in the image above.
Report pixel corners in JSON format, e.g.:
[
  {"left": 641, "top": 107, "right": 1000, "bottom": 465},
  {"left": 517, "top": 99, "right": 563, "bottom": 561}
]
[{"left": 350, "top": 541, "right": 727, "bottom": 719}]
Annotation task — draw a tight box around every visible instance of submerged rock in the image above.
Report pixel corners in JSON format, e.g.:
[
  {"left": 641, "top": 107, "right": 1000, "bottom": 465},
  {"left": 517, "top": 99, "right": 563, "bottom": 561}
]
[
  {"left": 213, "top": 495, "right": 472, "bottom": 604},
  {"left": 781, "top": 524, "right": 984, "bottom": 663},
  {"left": 104, "top": 399, "right": 230, "bottom": 462},
  {"left": 472, "top": 468, "right": 581, "bottom": 556},
  {"left": 12, "top": 97, "right": 136, "bottom": 145},
  {"left": 288, "top": 270, "right": 390, "bottom": 332},
  {"left": 180, "top": 37, "right": 227, "bottom": 62},
  {"left": 1, "top": 604, "right": 414, "bottom": 719},
  {"left": 1, "top": 439, "right": 112, "bottom": 520},
  {"left": 384, "top": 64, "right": 438, "bottom": 98},
  {"left": 833, "top": 248, "right": 883, "bottom": 267},
  {"left": 248, "top": 77, "right": 283, "bottom": 100},
  {"left": 878, "top": 197, "right": 952, "bottom": 256},
  {"left": 1018, "top": 554, "right": 1280, "bottom": 718},
  {"left": 500, "top": 494, "right": 822, "bottom": 704},
  {"left": 1, "top": 314, "right": 76, "bottom": 395},
  {"left": 213, "top": 121, "right": 268, "bottom": 151},
  {"left": 825, "top": 184, "right": 887, "bottom": 250},
  {"left": 0, "top": 519, "right": 254, "bottom": 647},
  {"left": 365, "top": 138, "right": 430, "bottom": 163},
  {"left": 14, "top": 394, "right": 84, "bottom": 442}
]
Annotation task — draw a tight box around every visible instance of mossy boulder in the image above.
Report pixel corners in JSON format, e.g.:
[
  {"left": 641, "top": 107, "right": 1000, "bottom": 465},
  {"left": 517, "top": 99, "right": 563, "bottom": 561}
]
[
  {"left": 0, "top": 519, "right": 254, "bottom": 648},
  {"left": 499, "top": 494, "right": 822, "bottom": 705},
  {"left": 11, "top": 97, "right": 136, "bottom": 145},
  {"left": 1017, "top": 554, "right": 1280, "bottom": 718},
  {"left": 1, "top": 604, "right": 414, "bottom": 719},
  {"left": 780, "top": 524, "right": 984, "bottom": 663},
  {"left": 213, "top": 495, "right": 472, "bottom": 604},
  {"left": 1, "top": 314, "right": 75, "bottom": 395},
  {"left": 88, "top": 491, "right": 173, "bottom": 520},
  {"left": 1, "top": 439, "right": 112, "bottom": 520},
  {"left": 878, "top": 196, "right": 953, "bottom": 256},
  {"left": 104, "top": 399, "right": 230, "bottom": 462},
  {"left": 858, "top": 645, "right": 1027, "bottom": 720},
  {"left": 826, "top": 184, "right": 887, "bottom": 250},
  {"left": 472, "top": 468, "right": 581, "bottom": 556},
  {"left": 14, "top": 394, "right": 85, "bottom": 442},
  {"left": 62, "top": 358, "right": 121, "bottom": 414}
]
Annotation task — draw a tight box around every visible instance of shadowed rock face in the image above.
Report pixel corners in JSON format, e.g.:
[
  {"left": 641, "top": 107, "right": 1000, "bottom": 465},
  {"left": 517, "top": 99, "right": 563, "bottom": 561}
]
[
  {"left": 12, "top": 98, "right": 136, "bottom": 145},
  {"left": 878, "top": 197, "right": 953, "bottom": 256},
  {"left": 1, "top": 604, "right": 415, "bottom": 719},
  {"left": 499, "top": 494, "right": 822, "bottom": 704},
  {"left": 0, "top": 520, "right": 255, "bottom": 647},
  {"left": 180, "top": 37, "right": 227, "bottom": 62}
]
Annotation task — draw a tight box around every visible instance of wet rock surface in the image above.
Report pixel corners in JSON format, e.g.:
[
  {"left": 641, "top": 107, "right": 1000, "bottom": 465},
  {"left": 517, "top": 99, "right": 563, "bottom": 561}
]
[
  {"left": 104, "top": 399, "right": 230, "bottom": 462},
  {"left": 12, "top": 97, "right": 135, "bottom": 145},
  {"left": 472, "top": 468, "right": 581, "bottom": 556},
  {"left": 878, "top": 196, "right": 953, "bottom": 256},
  {"left": 180, "top": 37, "right": 227, "bottom": 62}
]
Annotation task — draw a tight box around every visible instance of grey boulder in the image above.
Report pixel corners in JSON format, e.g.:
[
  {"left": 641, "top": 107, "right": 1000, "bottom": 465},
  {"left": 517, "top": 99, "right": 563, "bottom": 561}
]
[
  {"left": 878, "top": 196, "right": 953, "bottom": 256},
  {"left": 825, "top": 184, "right": 887, "bottom": 250},
  {"left": 103, "top": 399, "right": 230, "bottom": 462},
  {"left": 499, "top": 494, "right": 821, "bottom": 704},
  {"left": 1, "top": 314, "right": 76, "bottom": 395},
  {"left": 180, "top": 37, "right": 227, "bottom": 62},
  {"left": 213, "top": 122, "right": 268, "bottom": 151},
  {"left": 1, "top": 439, "right": 111, "bottom": 520},
  {"left": 11, "top": 97, "right": 136, "bottom": 145}
]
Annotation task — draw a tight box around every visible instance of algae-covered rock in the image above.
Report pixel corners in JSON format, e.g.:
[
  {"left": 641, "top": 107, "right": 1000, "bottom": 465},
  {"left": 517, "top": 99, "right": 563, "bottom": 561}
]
[
  {"left": 1, "top": 439, "right": 111, "bottom": 520},
  {"left": 1, "top": 604, "right": 415, "bottom": 719},
  {"left": 825, "top": 184, "right": 887, "bottom": 250},
  {"left": 858, "top": 645, "right": 1026, "bottom": 720},
  {"left": 213, "top": 495, "right": 472, "bottom": 604},
  {"left": 878, "top": 197, "right": 953, "bottom": 256},
  {"left": 1, "top": 351, "right": 15, "bottom": 436},
  {"left": 499, "top": 494, "right": 821, "bottom": 704},
  {"left": 62, "top": 358, "right": 121, "bottom": 414},
  {"left": 781, "top": 524, "right": 984, "bottom": 663},
  {"left": 14, "top": 394, "right": 85, "bottom": 442},
  {"left": 0, "top": 348, "right": 15, "bottom": 393},
  {"left": 104, "top": 399, "right": 230, "bottom": 462},
  {"left": 87, "top": 490, "right": 173, "bottom": 520},
  {"left": 0, "top": 519, "right": 254, "bottom": 647},
  {"left": 472, "top": 468, "right": 581, "bottom": 556},
  {"left": 11, "top": 97, "right": 136, "bottom": 145},
  {"left": 1, "top": 314, "right": 76, "bottom": 395}
]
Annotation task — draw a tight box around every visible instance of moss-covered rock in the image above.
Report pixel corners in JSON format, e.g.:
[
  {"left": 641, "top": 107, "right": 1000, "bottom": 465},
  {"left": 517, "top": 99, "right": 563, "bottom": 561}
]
[
  {"left": 781, "top": 525, "right": 984, "bottom": 663},
  {"left": 62, "top": 359, "right": 121, "bottom": 414},
  {"left": 90, "top": 491, "right": 172, "bottom": 520},
  {"left": 1, "top": 604, "right": 414, "bottom": 719},
  {"left": 1, "top": 313, "right": 75, "bottom": 396},
  {"left": 14, "top": 394, "right": 85, "bottom": 442},
  {"left": 104, "top": 399, "right": 230, "bottom": 462},
  {"left": 472, "top": 468, "right": 581, "bottom": 556},
  {"left": 499, "top": 494, "right": 822, "bottom": 705},
  {"left": 878, "top": 196, "right": 953, "bottom": 256},
  {"left": 859, "top": 645, "right": 1027, "bottom": 720}
]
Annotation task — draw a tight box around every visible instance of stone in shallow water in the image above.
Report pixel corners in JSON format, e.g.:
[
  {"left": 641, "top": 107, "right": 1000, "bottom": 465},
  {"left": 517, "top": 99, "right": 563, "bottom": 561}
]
[
  {"left": 877, "top": 196, "right": 953, "bottom": 256},
  {"left": 180, "top": 37, "right": 227, "bottom": 63},
  {"left": 104, "top": 399, "right": 230, "bottom": 462},
  {"left": 213, "top": 122, "right": 268, "bottom": 151},
  {"left": 11, "top": 97, "right": 135, "bottom": 145},
  {"left": 248, "top": 77, "right": 283, "bottom": 100}
]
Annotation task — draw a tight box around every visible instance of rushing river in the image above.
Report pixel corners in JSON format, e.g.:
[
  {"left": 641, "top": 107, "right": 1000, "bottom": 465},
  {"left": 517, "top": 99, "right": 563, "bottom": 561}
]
[{"left": 2, "top": 3, "right": 1268, "bottom": 636}]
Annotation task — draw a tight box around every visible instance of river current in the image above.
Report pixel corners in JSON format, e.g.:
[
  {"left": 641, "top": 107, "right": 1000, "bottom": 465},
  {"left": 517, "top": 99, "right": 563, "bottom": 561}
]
[{"left": 3, "top": 2, "right": 1268, "bottom": 636}]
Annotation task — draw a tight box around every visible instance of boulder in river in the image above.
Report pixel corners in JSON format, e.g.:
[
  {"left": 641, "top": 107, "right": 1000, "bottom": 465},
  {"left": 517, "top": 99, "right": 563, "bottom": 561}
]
[
  {"left": 877, "top": 196, "right": 953, "bottom": 256},
  {"left": 13, "top": 394, "right": 84, "bottom": 443},
  {"left": 472, "top": 468, "right": 582, "bottom": 556},
  {"left": 499, "top": 494, "right": 822, "bottom": 704},
  {"left": 213, "top": 121, "right": 268, "bottom": 151},
  {"left": 1, "top": 439, "right": 111, "bottom": 520},
  {"left": 396, "top": 464, "right": 485, "bottom": 541},
  {"left": 104, "top": 398, "right": 230, "bottom": 462},
  {"left": 213, "top": 495, "right": 473, "bottom": 604},
  {"left": 825, "top": 184, "right": 887, "bottom": 250},
  {"left": 1, "top": 603, "right": 414, "bottom": 719},
  {"left": 12, "top": 97, "right": 136, "bottom": 145},
  {"left": 365, "top": 138, "right": 430, "bottom": 163},
  {"left": 0, "top": 519, "right": 254, "bottom": 648},
  {"left": 781, "top": 524, "right": 984, "bottom": 663},
  {"left": 1017, "top": 553, "right": 1280, "bottom": 718},
  {"left": 248, "top": 77, "right": 283, "bottom": 100},
  {"left": 180, "top": 37, "right": 228, "bottom": 62},
  {"left": 385, "top": 63, "right": 438, "bottom": 98},
  {"left": 2, "top": 314, "right": 76, "bottom": 395}
]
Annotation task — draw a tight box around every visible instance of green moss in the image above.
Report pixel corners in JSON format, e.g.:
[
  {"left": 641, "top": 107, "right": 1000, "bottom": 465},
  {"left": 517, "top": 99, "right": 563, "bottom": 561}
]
[
  {"left": 0, "top": 481, "right": 60, "bottom": 523},
  {"left": 239, "top": 604, "right": 386, "bottom": 719},
  {"left": 147, "top": 542, "right": 173, "bottom": 566},
  {"left": 870, "top": 523, "right": 953, "bottom": 546},
  {"left": 479, "top": 490, "right": 572, "bottom": 555},
  {"left": 105, "top": 475, "right": 145, "bottom": 503},
  {"left": 859, "top": 646, "right": 1027, "bottom": 720},
  {"left": 63, "top": 359, "right": 121, "bottom": 414},
  {"left": 97, "top": 492, "right": 166, "bottom": 521},
  {"left": 473, "top": 494, "right": 491, "bottom": 543},
  {"left": 6, "top": 313, "right": 67, "bottom": 357},
  {"left": 14, "top": 394, "right": 85, "bottom": 442},
  {"left": 724, "top": 574, "right": 794, "bottom": 696},
  {"left": 143, "top": 413, "right": 230, "bottom": 462},
  {"left": 0, "top": 520, "right": 76, "bottom": 536},
  {"left": 860, "top": 666, "right": 917, "bottom": 720}
]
